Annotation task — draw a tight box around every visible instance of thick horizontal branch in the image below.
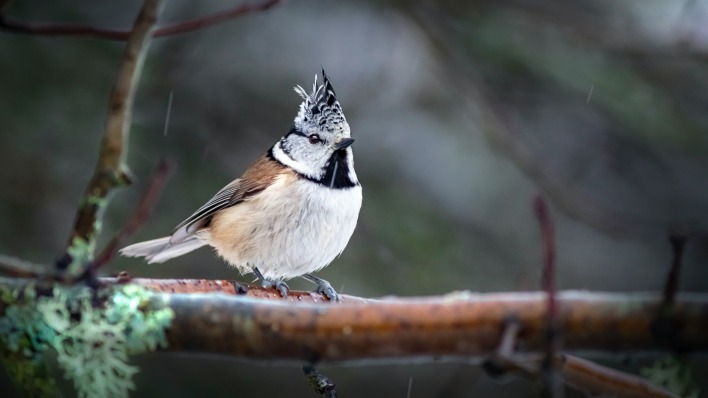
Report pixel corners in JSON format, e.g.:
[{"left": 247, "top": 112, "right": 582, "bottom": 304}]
[
  {"left": 4, "top": 277, "right": 707, "bottom": 364},
  {"left": 0, "top": 277, "right": 691, "bottom": 397},
  {"left": 149, "top": 288, "right": 708, "bottom": 364}
]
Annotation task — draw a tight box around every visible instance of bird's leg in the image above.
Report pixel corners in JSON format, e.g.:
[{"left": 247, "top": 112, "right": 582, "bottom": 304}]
[
  {"left": 253, "top": 267, "right": 289, "bottom": 298},
  {"left": 302, "top": 274, "right": 338, "bottom": 302}
]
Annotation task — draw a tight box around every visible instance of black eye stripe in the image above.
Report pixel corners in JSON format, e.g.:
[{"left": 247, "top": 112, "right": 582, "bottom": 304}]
[
  {"left": 284, "top": 126, "right": 327, "bottom": 145},
  {"left": 287, "top": 126, "right": 307, "bottom": 137}
]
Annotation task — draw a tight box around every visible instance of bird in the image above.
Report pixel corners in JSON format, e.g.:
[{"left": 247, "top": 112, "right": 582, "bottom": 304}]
[{"left": 120, "top": 69, "right": 362, "bottom": 301}]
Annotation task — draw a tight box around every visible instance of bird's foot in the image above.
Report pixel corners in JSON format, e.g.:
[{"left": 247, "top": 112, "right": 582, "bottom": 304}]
[
  {"left": 303, "top": 274, "right": 339, "bottom": 302},
  {"left": 314, "top": 280, "right": 338, "bottom": 302},
  {"left": 253, "top": 267, "right": 289, "bottom": 298},
  {"left": 263, "top": 279, "right": 289, "bottom": 298}
]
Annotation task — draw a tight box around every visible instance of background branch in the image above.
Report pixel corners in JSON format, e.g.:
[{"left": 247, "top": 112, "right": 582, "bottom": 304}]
[
  {"left": 0, "top": 0, "right": 282, "bottom": 40},
  {"left": 89, "top": 159, "right": 173, "bottom": 275},
  {"left": 0, "top": 255, "right": 48, "bottom": 279},
  {"left": 533, "top": 195, "right": 562, "bottom": 397},
  {"left": 483, "top": 318, "right": 677, "bottom": 397},
  {"left": 559, "top": 354, "right": 678, "bottom": 398},
  {"left": 60, "top": 0, "right": 165, "bottom": 275}
]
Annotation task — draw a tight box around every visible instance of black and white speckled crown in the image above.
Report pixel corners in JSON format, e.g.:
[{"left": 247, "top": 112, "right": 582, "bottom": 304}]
[{"left": 293, "top": 69, "right": 350, "bottom": 135}]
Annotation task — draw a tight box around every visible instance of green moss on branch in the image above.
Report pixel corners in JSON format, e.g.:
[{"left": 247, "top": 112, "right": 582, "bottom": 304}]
[{"left": 0, "top": 283, "right": 173, "bottom": 398}]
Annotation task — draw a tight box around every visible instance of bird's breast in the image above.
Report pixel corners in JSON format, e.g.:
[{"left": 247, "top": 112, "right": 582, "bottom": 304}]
[{"left": 208, "top": 173, "right": 362, "bottom": 279}]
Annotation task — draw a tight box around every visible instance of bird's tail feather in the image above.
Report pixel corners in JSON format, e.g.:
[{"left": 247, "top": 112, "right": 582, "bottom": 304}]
[{"left": 120, "top": 236, "right": 206, "bottom": 264}]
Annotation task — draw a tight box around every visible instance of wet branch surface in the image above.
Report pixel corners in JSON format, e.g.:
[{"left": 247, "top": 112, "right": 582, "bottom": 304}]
[
  {"left": 0, "top": 276, "right": 696, "bottom": 397},
  {"left": 1, "top": 276, "right": 704, "bottom": 366},
  {"left": 36, "top": 278, "right": 700, "bottom": 364},
  {"left": 161, "top": 291, "right": 708, "bottom": 363},
  {"left": 3, "top": 276, "right": 706, "bottom": 364}
]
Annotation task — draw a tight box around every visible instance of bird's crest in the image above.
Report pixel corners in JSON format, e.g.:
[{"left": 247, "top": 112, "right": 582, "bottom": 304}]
[{"left": 294, "top": 69, "right": 349, "bottom": 134}]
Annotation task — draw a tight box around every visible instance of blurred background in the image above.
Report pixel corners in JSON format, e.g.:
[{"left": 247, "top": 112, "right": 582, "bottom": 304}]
[{"left": 2, "top": 0, "right": 708, "bottom": 396}]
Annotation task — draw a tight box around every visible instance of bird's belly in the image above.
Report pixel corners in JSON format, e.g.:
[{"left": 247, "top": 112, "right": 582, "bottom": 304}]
[{"left": 209, "top": 178, "right": 362, "bottom": 280}]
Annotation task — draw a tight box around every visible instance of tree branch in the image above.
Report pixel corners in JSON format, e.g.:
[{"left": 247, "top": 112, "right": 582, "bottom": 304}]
[
  {"left": 89, "top": 159, "right": 173, "bottom": 275},
  {"left": 108, "top": 276, "right": 370, "bottom": 303},
  {"left": 0, "top": 0, "right": 282, "bottom": 40},
  {"left": 483, "top": 319, "right": 677, "bottom": 397},
  {"left": 125, "top": 286, "right": 708, "bottom": 364},
  {"left": 4, "top": 278, "right": 707, "bottom": 364},
  {"left": 533, "top": 195, "right": 563, "bottom": 397},
  {"left": 558, "top": 354, "right": 678, "bottom": 398},
  {"left": 0, "top": 254, "right": 47, "bottom": 279},
  {"left": 152, "top": 0, "right": 282, "bottom": 37},
  {"left": 60, "top": 0, "right": 165, "bottom": 275},
  {"left": 1, "top": 276, "right": 699, "bottom": 397}
]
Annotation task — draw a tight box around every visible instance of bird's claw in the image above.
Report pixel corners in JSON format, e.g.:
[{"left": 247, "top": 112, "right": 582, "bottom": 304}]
[
  {"left": 253, "top": 267, "right": 289, "bottom": 299},
  {"left": 315, "top": 280, "right": 339, "bottom": 302},
  {"left": 261, "top": 279, "right": 289, "bottom": 298},
  {"left": 276, "top": 281, "right": 289, "bottom": 298}
]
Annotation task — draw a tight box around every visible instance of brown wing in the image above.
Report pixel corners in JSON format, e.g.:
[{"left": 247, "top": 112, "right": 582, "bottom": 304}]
[{"left": 169, "top": 153, "right": 287, "bottom": 244}]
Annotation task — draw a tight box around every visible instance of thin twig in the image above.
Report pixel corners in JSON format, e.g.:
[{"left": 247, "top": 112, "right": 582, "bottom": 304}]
[
  {"left": 559, "top": 354, "right": 678, "bottom": 398},
  {"left": 0, "top": 0, "right": 282, "bottom": 40},
  {"left": 0, "top": 254, "right": 48, "bottom": 278},
  {"left": 60, "top": 0, "right": 165, "bottom": 275},
  {"left": 486, "top": 349, "right": 677, "bottom": 398},
  {"left": 153, "top": 0, "right": 282, "bottom": 37},
  {"left": 497, "top": 318, "right": 520, "bottom": 357},
  {"left": 89, "top": 159, "right": 173, "bottom": 274},
  {"left": 533, "top": 195, "right": 562, "bottom": 398},
  {"left": 483, "top": 317, "right": 537, "bottom": 378}
]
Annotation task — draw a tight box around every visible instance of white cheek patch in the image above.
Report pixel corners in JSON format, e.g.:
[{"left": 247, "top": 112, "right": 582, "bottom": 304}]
[{"left": 272, "top": 141, "right": 322, "bottom": 180}]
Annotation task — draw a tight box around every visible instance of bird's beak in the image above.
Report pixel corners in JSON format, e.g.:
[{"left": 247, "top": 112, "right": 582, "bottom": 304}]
[{"left": 334, "top": 137, "right": 355, "bottom": 150}]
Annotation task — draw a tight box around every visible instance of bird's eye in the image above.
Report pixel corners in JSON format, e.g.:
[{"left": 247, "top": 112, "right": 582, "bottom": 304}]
[{"left": 308, "top": 134, "right": 321, "bottom": 144}]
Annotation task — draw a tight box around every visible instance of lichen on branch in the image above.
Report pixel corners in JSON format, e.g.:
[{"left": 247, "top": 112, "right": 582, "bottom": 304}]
[{"left": 0, "top": 282, "right": 174, "bottom": 398}]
